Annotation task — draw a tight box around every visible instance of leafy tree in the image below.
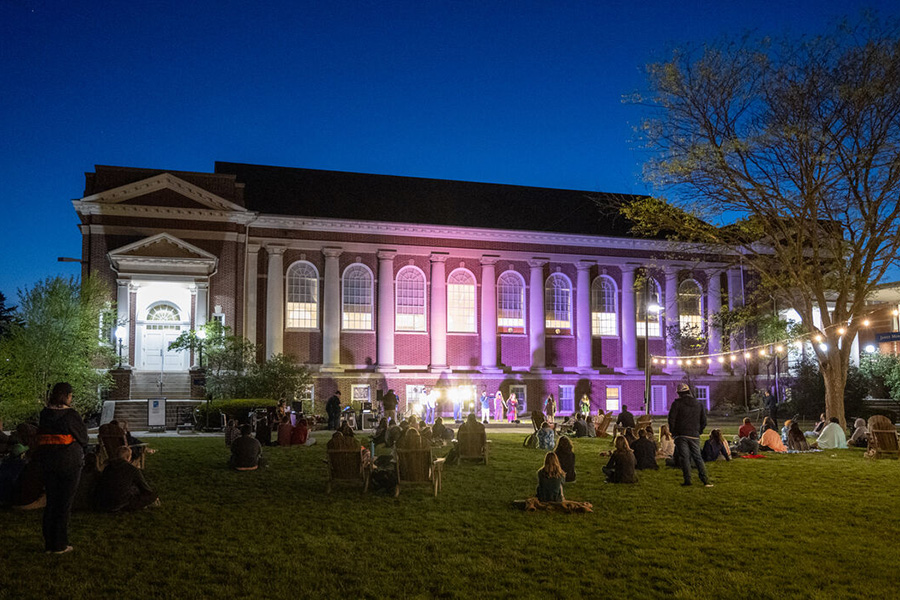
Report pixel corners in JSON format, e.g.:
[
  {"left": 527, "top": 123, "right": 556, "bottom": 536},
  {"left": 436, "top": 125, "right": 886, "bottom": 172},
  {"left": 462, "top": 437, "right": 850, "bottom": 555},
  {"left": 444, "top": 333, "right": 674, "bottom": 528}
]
[
  {"left": 624, "top": 16, "right": 900, "bottom": 427},
  {"left": 0, "top": 276, "right": 114, "bottom": 423},
  {"left": 0, "top": 291, "right": 16, "bottom": 338}
]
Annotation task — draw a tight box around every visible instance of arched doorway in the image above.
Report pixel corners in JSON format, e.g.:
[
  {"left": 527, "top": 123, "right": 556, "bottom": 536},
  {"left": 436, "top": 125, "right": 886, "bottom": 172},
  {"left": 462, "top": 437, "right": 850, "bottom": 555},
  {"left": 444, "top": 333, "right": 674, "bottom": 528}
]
[{"left": 138, "top": 302, "right": 189, "bottom": 371}]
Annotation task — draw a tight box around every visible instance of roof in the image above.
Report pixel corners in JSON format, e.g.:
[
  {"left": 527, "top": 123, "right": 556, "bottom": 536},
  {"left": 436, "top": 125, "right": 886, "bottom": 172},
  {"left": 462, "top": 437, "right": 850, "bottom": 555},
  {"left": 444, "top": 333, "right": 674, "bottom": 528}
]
[{"left": 214, "top": 161, "right": 646, "bottom": 237}]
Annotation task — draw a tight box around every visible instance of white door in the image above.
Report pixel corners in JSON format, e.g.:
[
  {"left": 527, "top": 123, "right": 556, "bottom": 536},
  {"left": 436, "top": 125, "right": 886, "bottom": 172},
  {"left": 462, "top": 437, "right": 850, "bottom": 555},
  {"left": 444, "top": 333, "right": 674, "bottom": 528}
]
[{"left": 141, "top": 326, "right": 185, "bottom": 371}]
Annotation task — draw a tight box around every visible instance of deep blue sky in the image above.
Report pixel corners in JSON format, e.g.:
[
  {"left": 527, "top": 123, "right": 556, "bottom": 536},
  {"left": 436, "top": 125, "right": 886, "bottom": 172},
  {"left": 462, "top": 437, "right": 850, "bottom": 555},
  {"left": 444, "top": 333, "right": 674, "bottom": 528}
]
[{"left": 2, "top": 0, "right": 897, "bottom": 301}]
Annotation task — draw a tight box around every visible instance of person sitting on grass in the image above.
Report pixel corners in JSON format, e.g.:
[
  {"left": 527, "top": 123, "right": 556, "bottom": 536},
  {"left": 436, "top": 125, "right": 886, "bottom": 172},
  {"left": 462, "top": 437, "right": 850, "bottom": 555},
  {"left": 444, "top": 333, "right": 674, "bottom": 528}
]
[
  {"left": 738, "top": 417, "right": 756, "bottom": 439},
  {"left": 632, "top": 428, "right": 659, "bottom": 470},
  {"left": 537, "top": 421, "right": 556, "bottom": 450},
  {"left": 584, "top": 415, "right": 597, "bottom": 438},
  {"left": 733, "top": 431, "right": 760, "bottom": 455},
  {"left": 805, "top": 413, "right": 827, "bottom": 437},
  {"left": 418, "top": 421, "right": 434, "bottom": 446},
  {"left": 224, "top": 419, "right": 240, "bottom": 447},
  {"left": 623, "top": 427, "right": 637, "bottom": 447},
  {"left": 230, "top": 424, "right": 266, "bottom": 471},
  {"left": 94, "top": 446, "right": 159, "bottom": 512},
  {"left": 780, "top": 420, "right": 793, "bottom": 445},
  {"left": 277, "top": 415, "right": 293, "bottom": 447},
  {"left": 73, "top": 451, "right": 102, "bottom": 511},
  {"left": 816, "top": 417, "right": 848, "bottom": 449},
  {"left": 701, "top": 429, "right": 731, "bottom": 462},
  {"left": 255, "top": 416, "right": 273, "bottom": 446},
  {"left": 847, "top": 418, "right": 868, "bottom": 448},
  {"left": 572, "top": 414, "right": 590, "bottom": 438},
  {"left": 554, "top": 436, "right": 576, "bottom": 482},
  {"left": 616, "top": 405, "right": 636, "bottom": 433},
  {"left": 536, "top": 452, "right": 566, "bottom": 502},
  {"left": 657, "top": 425, "right": 675, "bottom": 459},
  {"left": 760, "top": 416, "right": 777, "bottom": 436},
  {"left": 431, "top": 417, "right": 454, "bottom": 444},
  {"left": 759, "top": 425, "right": 787, "bottom": 453},
  {"left": 602, "top": 436, "right": 638, "bottom": 483},
  {"left": 787, "top": 421, "right": 810, "bottom": 451},
  {"left": 339, "top": 421, "right": 356, "bottom": 438}
]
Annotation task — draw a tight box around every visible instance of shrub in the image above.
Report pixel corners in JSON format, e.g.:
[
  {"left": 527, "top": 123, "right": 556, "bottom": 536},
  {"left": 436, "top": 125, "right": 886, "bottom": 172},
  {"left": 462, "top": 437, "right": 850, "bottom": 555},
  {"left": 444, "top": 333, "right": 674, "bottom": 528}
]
[{"left": 196, "top": 398, "right": 279, "bottom": 424}]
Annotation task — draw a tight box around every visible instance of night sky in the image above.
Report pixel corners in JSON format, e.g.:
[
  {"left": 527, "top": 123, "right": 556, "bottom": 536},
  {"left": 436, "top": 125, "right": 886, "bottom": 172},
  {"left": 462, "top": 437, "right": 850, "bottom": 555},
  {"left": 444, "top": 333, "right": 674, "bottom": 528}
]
[{"left": 2, "top": 0, "right": 897, "bottom": 301}]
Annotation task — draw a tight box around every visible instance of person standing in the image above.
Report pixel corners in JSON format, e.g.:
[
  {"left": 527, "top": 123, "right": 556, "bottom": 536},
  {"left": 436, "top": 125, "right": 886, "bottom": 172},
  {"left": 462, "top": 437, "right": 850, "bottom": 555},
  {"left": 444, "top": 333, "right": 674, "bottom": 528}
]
[
  {"left": 544, "top": 394, "right": 556, "bottom": 424},
  {"left": 764, "top": 390, "right": 778, "bottom": 425},
  {"left": 579, "top": 394, "right": 591, "bottom": 418},
  {"left": 423, "top": 389, "right": 435, "bottom": 425},
  {"left": 493, "top": 391, "right": 506, "bottom": 421},
  {"left": 452, "top": 391, "right": 463, "bottom": 423},
  {"left": 381, "top": 388, "right": 399, "bottom": 424},
  {"left": 36, "top": 382, "right": 88, "bottom": 554},
  {"left": 325, "top": 391, "right": 342, "bottom": 430},
  {"left": 506, "top": 393, "right": 519, "bottom": 423},
  {"left": 667, "top": 383, "right": 712, "bottom": 487},
  {"left": 479, "top": 391, "right": 491, "bottom": 424}
]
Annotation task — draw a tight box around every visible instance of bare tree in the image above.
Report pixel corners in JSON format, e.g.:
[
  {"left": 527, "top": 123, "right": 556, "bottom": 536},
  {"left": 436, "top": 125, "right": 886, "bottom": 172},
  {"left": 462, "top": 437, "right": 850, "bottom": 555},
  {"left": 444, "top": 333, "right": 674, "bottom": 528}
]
[{"left": 624, "top": 16, "right": 900, "bottom": 427}]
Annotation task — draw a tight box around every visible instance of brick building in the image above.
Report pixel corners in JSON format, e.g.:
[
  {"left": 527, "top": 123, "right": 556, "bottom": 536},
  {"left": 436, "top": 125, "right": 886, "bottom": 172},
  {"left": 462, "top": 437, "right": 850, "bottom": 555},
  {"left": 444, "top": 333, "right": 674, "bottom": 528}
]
[{"left": 73, "top": 162, "right": 751, "bottom": 418}]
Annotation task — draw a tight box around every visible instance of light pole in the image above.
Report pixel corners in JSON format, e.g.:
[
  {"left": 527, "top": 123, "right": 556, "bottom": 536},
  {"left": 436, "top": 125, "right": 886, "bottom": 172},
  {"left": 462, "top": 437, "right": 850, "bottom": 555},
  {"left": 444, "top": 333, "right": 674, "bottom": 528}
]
[
  {"left": 196, "top": 327, "right": 207, "bottom": 369},
  {"left": 115, "top": 325, "right": 126, "bottom": 369},
  {"left": 643, "top": 279, "right": 661, "bottom": 415}
]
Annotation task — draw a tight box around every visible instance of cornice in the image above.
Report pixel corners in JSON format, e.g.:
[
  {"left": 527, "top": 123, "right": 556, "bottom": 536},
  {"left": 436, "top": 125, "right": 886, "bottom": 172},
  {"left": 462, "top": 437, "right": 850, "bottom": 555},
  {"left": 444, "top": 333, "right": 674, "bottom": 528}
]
[
  {"left": 73, "top": 200, "right": 257, "bottom": 225},
  {"left": 78, "top": 173, "right": 247, "bottom": 212}
]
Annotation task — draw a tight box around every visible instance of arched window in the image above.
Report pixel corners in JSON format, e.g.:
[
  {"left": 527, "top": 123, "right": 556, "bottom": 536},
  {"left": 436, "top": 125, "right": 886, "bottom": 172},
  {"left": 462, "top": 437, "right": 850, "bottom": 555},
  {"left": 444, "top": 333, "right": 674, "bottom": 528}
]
[
  {"left": 286, "top": 261, "right": 319, "bottom": 329},
  {"left": 544, "top": 273, "right": 572, "bottom": 334},
  {"left": 636, "top": 277, "right": 662, "bottom": 338},
  {"left": 145, "top": 303, "right": 182, "bottom": 331},
  {"left": 497, "top": 271, "right": 525, "bottom": 333},
  {"left": 678, "top": 279, "right": 703, "bottom": 332},
  {"left": 591, "top": 275, "right": 617, "bottom": 336},
  {"left": 342, "top": 264, "right": 373, "bottom": 330},
  {"left": 396, "top": 266, "right": 426, "bottom": 331},
  {"left": 447, "top": 269, "right": 476, "bottom": 332}
]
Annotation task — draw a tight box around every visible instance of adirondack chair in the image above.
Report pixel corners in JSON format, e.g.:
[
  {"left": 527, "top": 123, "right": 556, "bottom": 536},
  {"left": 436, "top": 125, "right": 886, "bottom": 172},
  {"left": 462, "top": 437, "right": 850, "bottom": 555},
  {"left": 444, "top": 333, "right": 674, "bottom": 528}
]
[
  {"left": 456, "top": 429, "right": 491, "bottom": 465},
  {"left": 635, "top": 414, "right": 653, "bottom": 434},
  {"left": 97, "top": 433, "right": 148, "bottom": 470},
  {"left": 866, "top": 415, "right": 899, "bottom": 459},
  {"left": 394, "top": 446, "right": 444, "bottom": 497},
  {"left": 595, "top": 411, "right": 613, "bottom": 437},
  {"left": 326, "top": 447, "right": 372, "bottom": 493}
]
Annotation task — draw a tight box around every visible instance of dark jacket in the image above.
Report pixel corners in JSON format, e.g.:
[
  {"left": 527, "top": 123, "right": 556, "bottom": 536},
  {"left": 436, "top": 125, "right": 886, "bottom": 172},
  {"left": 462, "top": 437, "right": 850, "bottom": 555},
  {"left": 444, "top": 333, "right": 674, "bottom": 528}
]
[
  {"left": 230, "top": 435, "right": 262, "bottom": 469},
  {"left": 616, "top": 410, "right": 636, "bottom": 429},
  {"left": 94, "top": 459, "right": 155, "bottom": 512},
  {"left": 325, "top": 395, "right": 342, "bottom": 416},
  {"left": 536, "top": 471, "right": 564, "bottom": 502},
  {"left": 701, "top": 439, "right": 730, "bottom": 462},
  {"left": 37, "top": 407, "right": 88, "bottom": 471},
  {"left": 667, "top": 391, "right": 707, "bottom": 438},
  {"left": 382, "top": 391, "right": 398, "bottom": 411},
  {"left": 632, "top": 437, "right": 658, "bottom": 470},
  {"left": 603, "top": 450, "right": 637, "bottom": 483},
  {"left": 554, "top": 448, "right": 576, "bottom": 483}
]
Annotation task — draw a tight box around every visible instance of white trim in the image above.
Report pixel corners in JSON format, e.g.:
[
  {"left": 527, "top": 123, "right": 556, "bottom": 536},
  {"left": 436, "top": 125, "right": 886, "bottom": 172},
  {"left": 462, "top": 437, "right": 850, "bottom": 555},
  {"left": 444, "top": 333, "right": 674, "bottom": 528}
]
[
  {"left": 285, "top": 260, "right": 320, "bottom": 330},
  {"left": 395, "top": 264, "right": 427, "bottom": 333},
  {"left": 78, "top": 172, "right": 247, "bottom": 213},
  {"left": 341, "top": 263, "right": 375, "bottom": 331},
  {"left": 447, "top": 267, "right": 477, "bottom": 333}
]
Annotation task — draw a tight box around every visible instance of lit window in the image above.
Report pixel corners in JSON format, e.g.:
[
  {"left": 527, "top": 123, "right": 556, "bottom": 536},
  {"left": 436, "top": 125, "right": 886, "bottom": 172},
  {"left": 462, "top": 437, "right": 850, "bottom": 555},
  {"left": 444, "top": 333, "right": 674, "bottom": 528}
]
[
  {"left": 605, "top": 386, "right": 621, "bottom": 412},
  {"left": 286, "top": 261, "right": 318, "bottom": 329},
  {"left": 447, "top": 269, "right": 476, "bottom": 332},
  {"left": 497, "top": 271, "right": 525, "bottom": 333},
  {"left": 636, "top": 277, "right": 662, "bottom": 338},
  {"left": 342, "top": 264, "right": 373, "bottom": 330},
  {"left": 678, "top": 279, "right": 703, "bottom": 332},
  {"left": 544, "top": 273, "right": 572, "bottom": 333},
  {"left": 591, "top": 276, "right": 617, "bottom": 336},
  {"left": 396, "top": 266, "right": 426, "bottom": 331},
  {"left": 145, "top": 303, "right": 182, "bottom": 331}
]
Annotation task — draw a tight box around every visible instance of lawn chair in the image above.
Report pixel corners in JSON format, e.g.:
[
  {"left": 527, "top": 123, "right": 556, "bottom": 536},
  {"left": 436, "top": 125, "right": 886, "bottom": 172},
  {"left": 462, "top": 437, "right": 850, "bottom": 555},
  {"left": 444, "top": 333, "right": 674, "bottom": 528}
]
[
  {"left": 394, "top": 447, "right": 444, "bottom": 497},
  {"left": 326, "top": 447, "right": 371, "bottom": 493},
  {"left": 866, "top": 415, "right": 899, "bottom": 460},
  {"left": 530, "top": 411, "right": 547, "bottom": 432},
  {"left": 97, "top": 433, "right": 148, "bottom": 470},
  {"left": 455, "top": 430, "right": 491, "bottom": 465},
  {"left": 635, "top": 414, "right": 653, "bottom": 434},
  {"left": 595, "top": 412, "right": 613, "bottom": 437}
]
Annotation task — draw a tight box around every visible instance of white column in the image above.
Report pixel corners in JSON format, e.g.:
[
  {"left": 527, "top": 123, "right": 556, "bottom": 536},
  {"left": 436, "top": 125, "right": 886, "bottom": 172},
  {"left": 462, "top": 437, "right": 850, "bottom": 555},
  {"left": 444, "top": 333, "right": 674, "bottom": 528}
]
[
  {"left": 576, "top": 261, "right": 593, "bottom": 371},
  {"left": 116, "top": 279, "right": 130, "bottom": 365},
  {"left": 430, "top": 253, "right": 448, "bottom": 371},
  {"left": 480, "top": 256, "right": 499, "bottom": 371},
  {"left": 322, "top": 248, "right": 343, "bottom": 370},
  {"left": 621, "top": 265, "right": 637, "bottom": 371},
  {"left": 707, "top": 270, "right": 724, "bottom": 373},
  {"left": 245, "top": 243, "right": 260, "bottom": 345},
  {"left": 728, "top": 267, "right": 745, "bottom": 359},
  {"left": 195, "top": 283, "right": 209, "bottom": 329},
  {"left": 665, "top": 268, "right": 680, "bottom": 356},
  {"left": 529, "top": 259, "right": 548, "bottom": 370},
  {"left": 376, "top": 250, "right": 397, "bottom": 371},
  {"left": 265, "top": 246, "right": 285, "bottom": 357}
]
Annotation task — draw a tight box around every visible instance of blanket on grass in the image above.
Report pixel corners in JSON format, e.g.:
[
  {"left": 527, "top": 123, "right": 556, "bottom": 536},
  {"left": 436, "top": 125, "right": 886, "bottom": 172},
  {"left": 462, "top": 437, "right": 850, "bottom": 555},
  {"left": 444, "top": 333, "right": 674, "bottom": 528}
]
[{"left": 514, "top": 498, "right": 593, "bottom": 513}]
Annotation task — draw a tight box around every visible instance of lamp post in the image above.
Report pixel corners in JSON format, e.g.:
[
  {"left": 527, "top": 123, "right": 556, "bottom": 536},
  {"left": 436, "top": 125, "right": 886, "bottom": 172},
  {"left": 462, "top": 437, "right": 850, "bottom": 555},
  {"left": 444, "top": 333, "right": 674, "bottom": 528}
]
[
  {"left": 643, "top": 279, "right": 661, "bottom": 416},
  {"left": 115, "top": 325, "right": 126, "bottom": 369},
  {"left": 196, "top": 327, "right": 207, "bottom": 369}
]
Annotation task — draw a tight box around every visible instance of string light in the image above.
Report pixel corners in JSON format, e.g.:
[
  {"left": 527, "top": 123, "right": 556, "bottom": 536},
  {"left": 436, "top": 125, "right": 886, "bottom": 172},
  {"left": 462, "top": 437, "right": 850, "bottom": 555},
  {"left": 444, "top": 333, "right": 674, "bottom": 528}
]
[
  {"left": 775, "top": 345, "right": 784, "bottom": 352},
  {"left": 838, "top": 327, "right": 846, "bottom": 335},
  {"left": 863, "top": 319, "right": 871, "bottom": 327},
  {"left": 718, "top": 356, "right": 726, "bottom": 363}
]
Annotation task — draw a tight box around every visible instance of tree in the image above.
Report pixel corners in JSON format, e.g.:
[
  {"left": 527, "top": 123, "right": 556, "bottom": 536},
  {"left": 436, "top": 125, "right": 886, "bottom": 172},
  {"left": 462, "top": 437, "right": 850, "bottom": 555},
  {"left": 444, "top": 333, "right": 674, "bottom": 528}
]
[
  {"left": 0, "top": 291, "right": 15, "bottom": 338},
  {"left": 0, "top": 276, "right": 114, "bottom": 423},
  {"left": 624, "top": 16, "right": 900, "bottom": 427}
]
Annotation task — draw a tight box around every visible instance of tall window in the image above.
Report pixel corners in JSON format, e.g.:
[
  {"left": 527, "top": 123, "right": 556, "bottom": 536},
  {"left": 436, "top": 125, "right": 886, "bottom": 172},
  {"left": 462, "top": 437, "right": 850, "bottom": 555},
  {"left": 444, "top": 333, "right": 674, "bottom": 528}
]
[
  {"left": 605, "top": 386, "right": 621, "bottom": 412},
  {"left": 497, "top": 271, "right": 525, "bottom": 333},
  {"left": 558, "top": 385, "right": 575, "bottom": 413},
  {"left": 591, "top": 276, "right": 617, "bottom": 336},
  {"left": 636, "top": 278, "right": 662, "bottom": 337},
  {"left": 395, "top": 266, "right": 426, "bottom": 331},
  {"left": 286, "top": 261, "right": 318, "bottom": 329},
  {"left": 342, "top": 264, "right": 373, "bottom": 330},
  {"left": 678, "top": 279, "right": 703, "bottom": 332},
  {"left": 447, "top": 269, "right": 476, "bottom": 332},
  {"left": 544, "top": 273, "right": 572, "bottom": 333}
]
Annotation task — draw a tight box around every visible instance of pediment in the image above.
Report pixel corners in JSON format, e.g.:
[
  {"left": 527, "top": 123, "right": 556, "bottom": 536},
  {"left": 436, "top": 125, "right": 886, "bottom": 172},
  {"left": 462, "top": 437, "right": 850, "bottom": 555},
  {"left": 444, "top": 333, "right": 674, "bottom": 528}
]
[
  {"left": 80, "top": 173, "right": 246, "bottom": 213},
  {"left": 108, "top": 233, "right": 218, "bottom": 276}
]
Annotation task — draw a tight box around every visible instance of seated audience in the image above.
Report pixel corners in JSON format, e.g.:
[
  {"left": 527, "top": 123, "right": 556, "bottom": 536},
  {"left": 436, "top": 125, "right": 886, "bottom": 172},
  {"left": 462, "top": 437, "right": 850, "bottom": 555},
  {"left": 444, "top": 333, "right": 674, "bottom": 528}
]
[
  {"left": 702, "top": 429, "right": 731, "bottom": 462},
  {"left": 121, "top": 420, "right": 148, "bottom": 463},
  {"left": 418, "top": 422, "right": 434, "bottom": 446},
  {"left": 760, "top": 417, "right": 777, "bottom": 435},
  {"left": 738, "top": 417, "right": 756, "bottom": 439},
  {"left": 816, "top": 417, "right": 848, "bottom": 449},
  {"left": 372, "top": 417, "right": 389, "bottom": 446},
  {"left": 780, "top": 420, "right": 792, "bottom": 444},
  {"left": 657, "top": 424, "right": 675, "bottom": 459},
  {"left": 572, "top": 414, "right": 590, "bottom": 438},
  {"left": 535, "top": 452, "right": 566, "bottom": 502},
  {"left": 0, "top": 443, "right": 27, "bottom": 507},
  {"left": 277, "top": 415, "right": 293, "bottom": 447},
  {"left": 733, "top": 431, "right": 760, "bottom": 454},
  {"left": 537, "top": 421, "right": 556, "bottom": 450},
  {"left": 847, "top": 418, "right": 868, "bottom": 448},
  {"left": 759, "top": 427, "right": 787, "bottom": 453},
  {"left": 431, "top": 417, "right": 454, "bottom": 444},
  {"left": 554, "top": 436, "right": 576, "bottom": 482},
  {"left": 457, "top": 413, "right": 487, "bottom": 446},
  {"left": 230, "top": 424, "right": 266, "bottom": 470},
  {"left": 806, "top": 413, "right": 827, "bottom": 437},
  {"left": 224, "top": 419, "right": 240, "bottom": 447},
  {"left": 94, "top": 446, "right": 159, "bottom": 512},
  {"left": 616, "top": 405, "right": 636, "bottom": 432},
  {"left": 632, "top": 428, "right": 658, "bottom": 470},
  {"left": 623, "top": 427, "right": 637, "bottom": 447},
  {"left": 396, "top": 427, "right": 427, "bottom": 450},
  {"left": 787, "top": 421, "right": 810, "bottom": 451},
  {"left": 384, "top": 423, "right": 404, "bottom": 447},
  {"left": 255, "top": 416, "right": 273, "bottom": 446},
  {"left": 291, "top": 418, "right": 310, "bottom": 445},
  {"left": 603, "top": 436, "right": 638, "bottom": 483},
  {"left": 338, "top": 421, "right": 356, "bottom": 438},
  {"left": 73, "top": 452, "right": 102, "bottom": 511},
  {"left": 584, "top": 415, "right": 597, "bottom": 438}
]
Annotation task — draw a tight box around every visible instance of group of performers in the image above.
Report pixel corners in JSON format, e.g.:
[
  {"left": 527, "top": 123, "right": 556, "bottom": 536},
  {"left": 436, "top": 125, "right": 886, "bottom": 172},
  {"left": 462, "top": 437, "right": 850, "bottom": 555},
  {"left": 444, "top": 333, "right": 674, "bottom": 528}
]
[{"left": 476, "top": 391, "right": 520, "bottom": 424}]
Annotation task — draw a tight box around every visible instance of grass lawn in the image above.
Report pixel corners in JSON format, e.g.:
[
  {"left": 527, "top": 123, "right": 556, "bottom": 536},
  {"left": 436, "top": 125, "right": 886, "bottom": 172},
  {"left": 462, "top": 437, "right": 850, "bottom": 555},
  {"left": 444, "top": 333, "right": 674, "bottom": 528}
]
[{"left": 0, "top": 430, "right": 896, "bottom": 599}]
